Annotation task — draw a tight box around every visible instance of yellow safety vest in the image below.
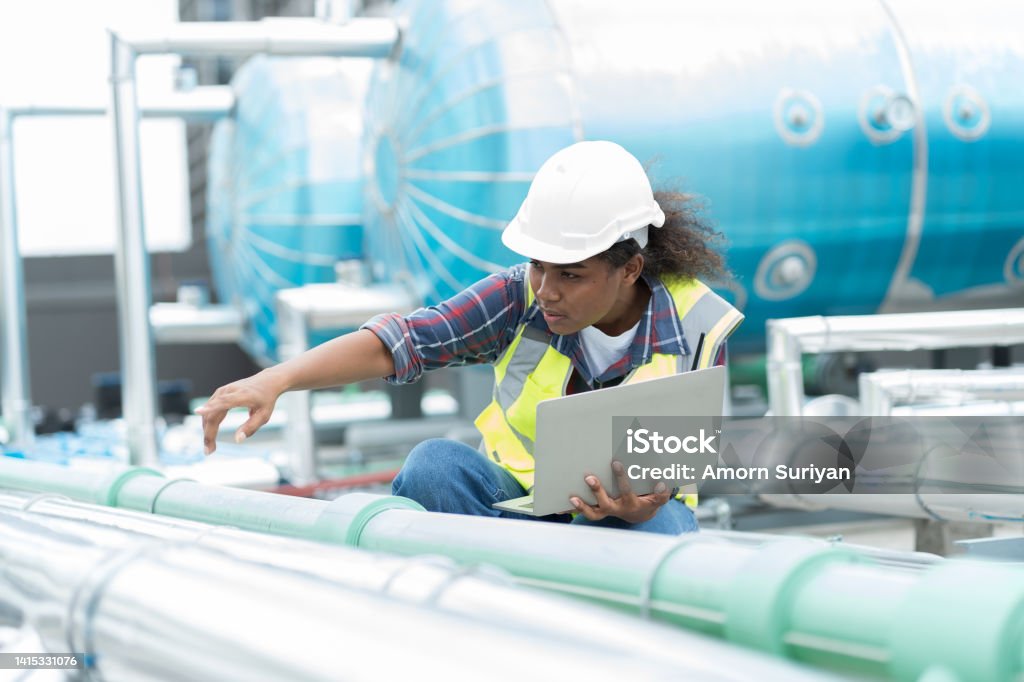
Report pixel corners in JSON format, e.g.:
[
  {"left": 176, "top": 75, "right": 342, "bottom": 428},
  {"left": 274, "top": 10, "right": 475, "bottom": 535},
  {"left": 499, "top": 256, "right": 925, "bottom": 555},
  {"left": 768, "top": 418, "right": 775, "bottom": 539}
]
[{"left": 474, "top": 275, "right": 744, "bottom": 509}]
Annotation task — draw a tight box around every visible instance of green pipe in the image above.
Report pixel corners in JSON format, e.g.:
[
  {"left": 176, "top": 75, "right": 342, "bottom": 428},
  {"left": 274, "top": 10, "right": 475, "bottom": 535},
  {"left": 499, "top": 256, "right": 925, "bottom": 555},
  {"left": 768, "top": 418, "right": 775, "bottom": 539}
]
[
  {"left": 729, "top": 354, "right": 820, "bottom": 393},
  {"left": 0, "top": 458, "right": 423, "bottom": 540},
  {"left": 3, "top": 456, "right": 1024, "bottom": 681}
]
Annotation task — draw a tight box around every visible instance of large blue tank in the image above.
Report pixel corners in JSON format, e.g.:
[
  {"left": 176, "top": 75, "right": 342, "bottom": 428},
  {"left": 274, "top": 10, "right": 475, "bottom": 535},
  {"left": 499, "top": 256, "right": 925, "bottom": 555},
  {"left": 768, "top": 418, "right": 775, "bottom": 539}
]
[
  {"left": 361, "top": 0, "right": 1024, "bottom": 353},
  {"left": 207, "top": 56, "right": 372, "bottom": 363},
  {"left": 208, "top": 2, "right": 1023, "bottom": 360}
]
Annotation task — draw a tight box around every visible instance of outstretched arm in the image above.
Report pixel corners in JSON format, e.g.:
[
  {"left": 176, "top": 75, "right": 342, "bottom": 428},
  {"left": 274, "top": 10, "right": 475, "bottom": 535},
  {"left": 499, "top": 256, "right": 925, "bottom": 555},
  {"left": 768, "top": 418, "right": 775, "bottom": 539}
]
[{"left": 196, "top": 329, "right": 394, "bottom": 454}]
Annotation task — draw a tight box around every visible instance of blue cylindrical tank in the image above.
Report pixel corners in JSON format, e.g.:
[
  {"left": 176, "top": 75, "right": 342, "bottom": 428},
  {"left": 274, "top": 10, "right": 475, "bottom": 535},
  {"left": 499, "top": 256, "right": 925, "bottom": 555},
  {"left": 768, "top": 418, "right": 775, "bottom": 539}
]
[
  {"left": 361, "top": 0, "right": 1024, "bottom": 353},
  {"left": 207, "top": 56, "right": 372, "bottom": 363}
]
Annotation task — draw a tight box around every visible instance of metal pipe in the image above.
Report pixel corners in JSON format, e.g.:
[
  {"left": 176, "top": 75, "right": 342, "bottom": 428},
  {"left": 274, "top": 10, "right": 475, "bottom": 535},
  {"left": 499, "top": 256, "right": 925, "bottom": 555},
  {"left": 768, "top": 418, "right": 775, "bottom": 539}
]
[
  {"left": 354, "top": 508, "right": 1024, "bottom": 681},
  {"left": 3, "top": 458, "right": 1024, "bottom": 680},
  {"left": 116, "top": 18, "right": 397, "bottom": 57},
  {"left": 0, "top": 496, "right": 837, "bottom": 682},
  {"left": 767, "top": 309, "right": 1024, "bottom": 415},
  {"left": 106, "top": 19, "right": 397, "bottom": 467},
  {"left": 276, "top": 297, "right": 317, "bottom": 485},
  {"left": 0, "top": 509, "right": 670, "bottom": 681},
  {"left": 3, "top": 87, "right": 235, "bottom": 120},
  {"left": 109, "top": 33, "right": 160, "bottom": 467},
  {"left": 860, "top": 368, "right": 1024, "bottom": 416},
  {"left": 0, "top": 108, "right": 33, "bottom": 448}
]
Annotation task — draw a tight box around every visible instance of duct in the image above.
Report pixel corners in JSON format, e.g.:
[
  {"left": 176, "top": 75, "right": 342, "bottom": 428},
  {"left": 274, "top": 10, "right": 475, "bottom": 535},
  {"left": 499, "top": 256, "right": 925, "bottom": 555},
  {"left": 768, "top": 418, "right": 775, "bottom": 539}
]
[
  {"left": 276, "top": 283, "right": 417, "bottom": 485},
  {"left": 3, "top": 459, "right": 1024, "bottom": 680},
  {"left": 859, "top": 368, "right": 1024, "bottom": 416},
  {"left": 767, "top": 309, "right": 1024, "bottom": 416},
  {"left": 107, "top": 20, "right": 398, "bottom": 468},
  {"left": 0, "top": 498, "right": 838, "bottom": 682}
]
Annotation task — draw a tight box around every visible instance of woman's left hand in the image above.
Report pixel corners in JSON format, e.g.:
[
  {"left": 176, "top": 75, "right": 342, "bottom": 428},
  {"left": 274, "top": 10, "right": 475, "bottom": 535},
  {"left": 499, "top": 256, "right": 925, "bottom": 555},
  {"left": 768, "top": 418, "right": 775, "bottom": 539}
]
[{"left": 570, "top": 460, "right": 672, "bottom": 524}]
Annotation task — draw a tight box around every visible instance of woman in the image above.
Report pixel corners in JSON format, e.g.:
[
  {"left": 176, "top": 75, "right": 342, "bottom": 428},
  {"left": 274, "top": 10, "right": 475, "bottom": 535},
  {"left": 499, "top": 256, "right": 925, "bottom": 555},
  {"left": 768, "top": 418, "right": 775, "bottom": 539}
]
[{"left": 198, "top": 140, "right": 742, "bottom": 535}]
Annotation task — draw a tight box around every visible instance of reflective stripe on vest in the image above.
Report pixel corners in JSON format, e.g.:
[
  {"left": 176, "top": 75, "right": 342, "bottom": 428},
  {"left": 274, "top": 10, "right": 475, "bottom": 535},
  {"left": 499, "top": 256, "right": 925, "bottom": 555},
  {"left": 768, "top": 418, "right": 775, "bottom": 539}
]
[{"left": 474, "top": 276, "right": 743, "bottom": 508}]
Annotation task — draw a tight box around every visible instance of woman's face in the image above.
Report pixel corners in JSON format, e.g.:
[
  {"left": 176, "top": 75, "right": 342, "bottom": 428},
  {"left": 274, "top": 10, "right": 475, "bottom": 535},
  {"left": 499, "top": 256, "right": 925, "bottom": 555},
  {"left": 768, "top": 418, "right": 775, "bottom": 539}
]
[{"left": 528, "top": 255, "right": 642, "bottom": 335}]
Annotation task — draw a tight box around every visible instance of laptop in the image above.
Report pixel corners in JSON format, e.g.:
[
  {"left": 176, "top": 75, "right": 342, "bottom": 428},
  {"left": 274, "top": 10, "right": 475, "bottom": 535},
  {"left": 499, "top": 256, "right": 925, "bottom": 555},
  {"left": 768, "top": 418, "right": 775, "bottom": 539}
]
[{"left": 492, "top": 365, "right": 726, "bottom": 516}]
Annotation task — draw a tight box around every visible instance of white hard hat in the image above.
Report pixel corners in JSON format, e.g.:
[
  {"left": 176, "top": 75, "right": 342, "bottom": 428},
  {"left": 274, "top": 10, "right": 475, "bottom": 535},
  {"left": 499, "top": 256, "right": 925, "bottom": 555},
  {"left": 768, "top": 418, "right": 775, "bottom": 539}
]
[{"left": 502, "top": 140, "right": 665, "bottom": 263}]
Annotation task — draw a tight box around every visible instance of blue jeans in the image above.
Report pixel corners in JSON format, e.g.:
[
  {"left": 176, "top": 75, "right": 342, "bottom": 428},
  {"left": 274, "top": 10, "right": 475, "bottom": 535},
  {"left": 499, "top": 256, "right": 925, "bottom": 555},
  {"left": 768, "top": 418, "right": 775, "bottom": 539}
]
[{"left": 392, "top": 438, "right": 699, "bottom": 535}]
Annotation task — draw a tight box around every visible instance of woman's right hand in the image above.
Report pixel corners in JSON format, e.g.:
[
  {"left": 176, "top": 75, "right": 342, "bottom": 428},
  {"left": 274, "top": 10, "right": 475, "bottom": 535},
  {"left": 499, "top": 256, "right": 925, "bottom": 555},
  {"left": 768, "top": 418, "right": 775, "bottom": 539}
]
[{"left": 195, "top": 369, "right": 288, "bottom": 455}]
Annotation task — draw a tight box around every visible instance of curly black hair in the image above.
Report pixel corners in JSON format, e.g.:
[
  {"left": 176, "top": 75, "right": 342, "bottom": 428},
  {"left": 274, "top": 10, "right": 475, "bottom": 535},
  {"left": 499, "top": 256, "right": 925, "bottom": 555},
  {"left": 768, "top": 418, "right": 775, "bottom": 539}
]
[{"left": 596, "top": 190, "right": 727, "bottom": 282}]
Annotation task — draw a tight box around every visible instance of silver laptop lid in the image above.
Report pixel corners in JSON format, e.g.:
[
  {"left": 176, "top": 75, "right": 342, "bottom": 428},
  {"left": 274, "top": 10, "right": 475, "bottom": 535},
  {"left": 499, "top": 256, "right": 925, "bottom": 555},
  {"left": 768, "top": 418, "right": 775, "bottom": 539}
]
[{"left": 528, "top": 366, "right": 726, "bottom": 516}]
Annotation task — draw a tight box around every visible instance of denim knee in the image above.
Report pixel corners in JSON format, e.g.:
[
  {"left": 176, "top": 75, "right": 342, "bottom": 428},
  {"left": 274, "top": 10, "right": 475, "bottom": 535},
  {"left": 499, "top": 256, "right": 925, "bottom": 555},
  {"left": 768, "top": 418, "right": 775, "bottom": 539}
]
[
  {"left": 392, "top": 438, "right": 463, "bottom": 497},
  {"left": 391, "top": 438, "right": 511, "bottom": 515}
]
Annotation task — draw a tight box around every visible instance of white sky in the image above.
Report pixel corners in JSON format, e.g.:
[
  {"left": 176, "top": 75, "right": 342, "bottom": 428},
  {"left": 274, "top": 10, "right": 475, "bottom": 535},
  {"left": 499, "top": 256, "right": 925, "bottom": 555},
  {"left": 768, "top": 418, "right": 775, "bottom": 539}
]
[{"left": 0, "top": 0, "right": 191, "bottom": 256}]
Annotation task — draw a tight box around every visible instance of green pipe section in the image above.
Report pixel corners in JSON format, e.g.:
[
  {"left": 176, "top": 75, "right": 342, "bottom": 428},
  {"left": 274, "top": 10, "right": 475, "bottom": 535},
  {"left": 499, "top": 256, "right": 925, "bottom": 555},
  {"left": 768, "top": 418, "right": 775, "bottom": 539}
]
[
  {"left": 729, "top": 354, "right": 820, "bottom": 393},
  {"left": 0, "top": 458, "right": 423, "bottom": 541},
  {"left": 0, "top": 458, "right": 161, "bottom": 506},
  {"left": 4, "top": 456, "right": 1024, "bottom": 681}
]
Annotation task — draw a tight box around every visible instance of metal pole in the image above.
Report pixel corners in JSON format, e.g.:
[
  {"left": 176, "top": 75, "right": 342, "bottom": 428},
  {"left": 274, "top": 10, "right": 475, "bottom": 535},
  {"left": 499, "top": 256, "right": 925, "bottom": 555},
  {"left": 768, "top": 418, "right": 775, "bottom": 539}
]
[
  {"left": 108, "top": 33, "right": 160, "bottom": 467},
  {"left": 0, "top": 108, "right": 34, "bottom": 448},
  {"left": 277, "top": 300, "right": 317, "bottom": 485}
]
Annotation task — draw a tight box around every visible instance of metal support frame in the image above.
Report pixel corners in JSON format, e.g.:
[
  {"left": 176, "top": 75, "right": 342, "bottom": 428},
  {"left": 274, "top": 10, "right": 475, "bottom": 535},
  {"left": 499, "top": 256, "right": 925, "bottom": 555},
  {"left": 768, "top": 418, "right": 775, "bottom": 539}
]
[
  {"left": 106, "top": 18, "right": 398, "bottom": 467},
  {"left": 767, "top": 309, "right": 1024, "bottom": 416},
  {"left": 0, "top": 88, "right": 234, "bottom": 451},
  {"left": 276, "top": 282, "right": 415, "bottom": 484},
  {"left": 859, "top": 367, "right": 1024, "bottom": 416}
]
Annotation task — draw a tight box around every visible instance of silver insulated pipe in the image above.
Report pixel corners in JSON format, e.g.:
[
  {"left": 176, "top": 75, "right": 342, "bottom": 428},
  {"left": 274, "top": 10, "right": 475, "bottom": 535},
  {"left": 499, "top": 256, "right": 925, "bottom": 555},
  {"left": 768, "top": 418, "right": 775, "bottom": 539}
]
[{"left": 0, "top": 490, "right": 838, "bottom": 682}]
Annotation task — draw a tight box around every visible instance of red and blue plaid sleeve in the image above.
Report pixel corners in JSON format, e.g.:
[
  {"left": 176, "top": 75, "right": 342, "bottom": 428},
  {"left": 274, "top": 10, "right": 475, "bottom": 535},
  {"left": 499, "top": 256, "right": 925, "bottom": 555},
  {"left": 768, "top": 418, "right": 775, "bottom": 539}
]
[{"left": 360, "top": 265, "right": 528, "bottom": 384}]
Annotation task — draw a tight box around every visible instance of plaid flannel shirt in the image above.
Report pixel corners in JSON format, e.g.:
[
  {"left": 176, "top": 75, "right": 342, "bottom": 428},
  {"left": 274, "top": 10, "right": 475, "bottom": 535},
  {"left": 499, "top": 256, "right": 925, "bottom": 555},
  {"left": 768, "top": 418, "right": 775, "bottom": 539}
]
[{"left": 361, "top": 263, "right": 725, "bottom": 393}]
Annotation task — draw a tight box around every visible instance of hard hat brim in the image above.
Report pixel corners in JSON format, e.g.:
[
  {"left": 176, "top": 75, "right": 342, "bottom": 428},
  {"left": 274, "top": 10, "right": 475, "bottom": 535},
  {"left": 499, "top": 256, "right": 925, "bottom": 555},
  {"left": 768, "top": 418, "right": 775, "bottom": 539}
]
[{"left": 501, "top": 215, "right": 622, "bottom": 264}]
